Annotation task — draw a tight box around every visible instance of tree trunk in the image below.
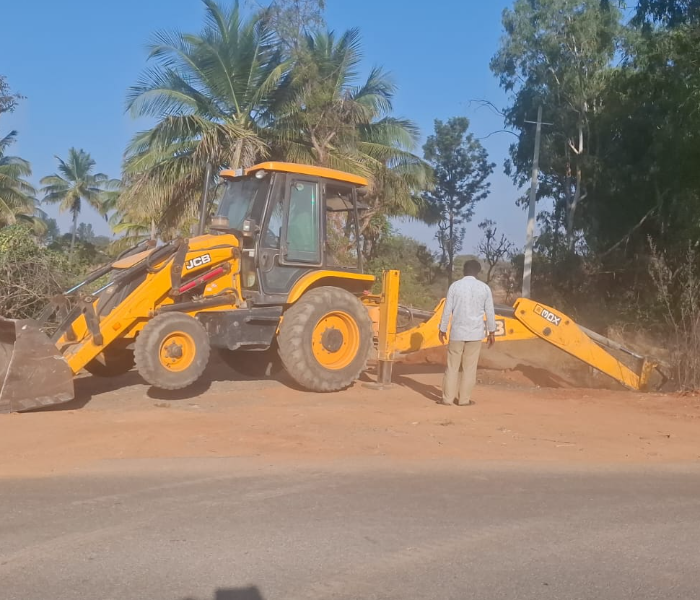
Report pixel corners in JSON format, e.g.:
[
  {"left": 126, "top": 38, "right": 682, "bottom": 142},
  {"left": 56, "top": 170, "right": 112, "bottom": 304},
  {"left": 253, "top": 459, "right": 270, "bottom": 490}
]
[
  {"left": 566, "top": 165, "right": 583, "bottom": 252},
  {"left": 562, "top": 159, "right": 573, "bottom": 258},
  {"left": 552, "top": 195, "right": 563, "bottom": 261},
  {"left": 361, "top": 236, "right": 370, "bottom": 262},
  {"left": 447, "top": 210, "right": 455, "bottom": 287},
  {"left": 487, "top": 263, "right": 496, "bottom": 284},
  {"left": 150, "top": 219, "right": 157, "bottom": 241},
  {"left": 69, "top": 210, "right": 78, "bottom": 264},
  {"left": 566, "top": 125, "right": 585, "bottom": 252}
]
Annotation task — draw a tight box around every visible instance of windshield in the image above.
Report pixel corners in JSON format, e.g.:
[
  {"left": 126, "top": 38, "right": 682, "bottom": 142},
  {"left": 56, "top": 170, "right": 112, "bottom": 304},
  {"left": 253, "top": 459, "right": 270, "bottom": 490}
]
[{"left": 216, "top": 177, "right": 264, "bottom": 230}]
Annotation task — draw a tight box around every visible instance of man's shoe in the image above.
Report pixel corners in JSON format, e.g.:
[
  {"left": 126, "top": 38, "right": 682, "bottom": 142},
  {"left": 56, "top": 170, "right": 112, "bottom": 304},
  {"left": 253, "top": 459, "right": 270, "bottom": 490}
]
[
  {"left": 456, "top": 400, "right": 474, "bottom": 406},
  {"left": 438, "top": 400, "right": 454, "bottom": 406}
]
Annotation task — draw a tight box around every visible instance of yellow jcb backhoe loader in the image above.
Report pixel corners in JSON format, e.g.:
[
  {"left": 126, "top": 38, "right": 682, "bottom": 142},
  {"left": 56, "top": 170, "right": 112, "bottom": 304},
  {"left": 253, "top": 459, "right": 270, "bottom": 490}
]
[{"left": 0, "top": 162, "right": 667, "bottom": 413}]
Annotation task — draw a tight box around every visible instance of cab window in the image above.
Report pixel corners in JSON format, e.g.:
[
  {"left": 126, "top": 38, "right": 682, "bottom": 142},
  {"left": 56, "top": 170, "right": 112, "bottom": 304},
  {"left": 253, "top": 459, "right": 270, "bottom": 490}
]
[
  {"left": 324, "top": 183, "right": 360, "bottom": 269},
  {"left": 263, "top": 194, "right": 284, "bottom": 249},
  {"left": 217, "top": 177, "right": 265, "bottom": 230},
  {"left": 284, "top": 180, "right": 321, "bottom": 263}
]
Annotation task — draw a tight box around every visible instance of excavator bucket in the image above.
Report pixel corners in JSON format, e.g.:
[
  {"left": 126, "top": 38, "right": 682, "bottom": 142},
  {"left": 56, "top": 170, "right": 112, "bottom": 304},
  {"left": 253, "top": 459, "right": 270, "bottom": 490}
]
[{"left": 0, "top": 316, "right": 74, "bottom": 414}]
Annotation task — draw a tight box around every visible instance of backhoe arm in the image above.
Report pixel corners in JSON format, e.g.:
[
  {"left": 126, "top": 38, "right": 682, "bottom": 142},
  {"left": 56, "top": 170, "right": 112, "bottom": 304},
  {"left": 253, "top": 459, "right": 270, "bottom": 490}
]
[
  {"left": 511, "top": 298, "right": 657, "bottom": 391},
  {"left": 392, "top": 300, "right": 536, "bottom": 354},
  {"left": 370, "top": 271, "right": 661, "bottom": 392}
]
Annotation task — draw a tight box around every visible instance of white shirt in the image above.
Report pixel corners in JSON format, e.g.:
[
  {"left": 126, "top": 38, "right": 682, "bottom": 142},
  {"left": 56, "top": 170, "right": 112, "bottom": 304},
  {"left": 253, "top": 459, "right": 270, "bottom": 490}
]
[{"left": 439, "top": 276, "right": 496, "bottom": 342}]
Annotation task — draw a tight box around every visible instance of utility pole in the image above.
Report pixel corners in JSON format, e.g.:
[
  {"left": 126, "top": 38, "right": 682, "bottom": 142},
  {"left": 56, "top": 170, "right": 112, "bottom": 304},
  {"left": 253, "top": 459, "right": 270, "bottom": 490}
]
[{"left": 522, "top": 106, "right": 543, "bottom": 298}]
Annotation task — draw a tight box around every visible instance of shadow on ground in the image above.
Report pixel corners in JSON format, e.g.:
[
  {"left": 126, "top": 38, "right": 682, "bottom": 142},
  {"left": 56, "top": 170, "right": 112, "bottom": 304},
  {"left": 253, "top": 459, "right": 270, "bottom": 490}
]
[
  {"left": 183, "top": 588, "right": 264, "bottom": 600},
  {"left": 31, "top": 354, "right": 294, "bottom": 413},
  {"left": 31, "top": 347, "right": 581, "bottom": 414},
  {"left": 381, "top": 360, "right": 571, "bottom": 404}
]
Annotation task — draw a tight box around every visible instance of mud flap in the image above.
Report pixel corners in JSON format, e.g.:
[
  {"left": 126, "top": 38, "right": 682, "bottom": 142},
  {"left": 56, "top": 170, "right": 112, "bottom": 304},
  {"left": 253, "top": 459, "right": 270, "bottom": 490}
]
[{"left": 0, "top": 316, "right": 74, "bottom": 414}]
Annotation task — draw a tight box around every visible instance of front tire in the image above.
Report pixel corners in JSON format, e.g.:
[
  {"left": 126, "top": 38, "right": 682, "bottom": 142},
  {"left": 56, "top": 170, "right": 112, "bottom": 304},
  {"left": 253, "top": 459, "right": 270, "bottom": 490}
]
[
  {"left": 85, "top": 348, "right": 135, "bottom": 377},
  {"left": 134, "top": 313, "right": 210, "bottom": 390},
  {"left": 278, "top": 286, "right": 372, "bottom": 392}
]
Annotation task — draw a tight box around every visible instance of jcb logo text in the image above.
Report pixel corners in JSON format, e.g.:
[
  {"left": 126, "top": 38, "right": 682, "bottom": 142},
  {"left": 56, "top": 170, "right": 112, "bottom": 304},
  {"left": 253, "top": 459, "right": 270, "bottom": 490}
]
[
  {"left": 534, "top": 304, "right": 561, "bottom": 326},
  {"left": 484, "top": 319, "right": 506, "bottom": 337},
  {"left": 185, "top": 254, "right": 212, "bottom": 270}
]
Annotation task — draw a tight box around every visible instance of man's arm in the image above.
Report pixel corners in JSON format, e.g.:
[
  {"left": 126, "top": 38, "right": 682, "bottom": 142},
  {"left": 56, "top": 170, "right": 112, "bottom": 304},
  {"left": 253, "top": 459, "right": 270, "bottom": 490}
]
[
  {"left": 484, "top": 285, "right": 496, "bottom": 348},
  {"left": 439, "top": 285, "right": 454, "bottom": 343},
  {"left": 484, "top": 286, "right": 496, "bottom": 333}
]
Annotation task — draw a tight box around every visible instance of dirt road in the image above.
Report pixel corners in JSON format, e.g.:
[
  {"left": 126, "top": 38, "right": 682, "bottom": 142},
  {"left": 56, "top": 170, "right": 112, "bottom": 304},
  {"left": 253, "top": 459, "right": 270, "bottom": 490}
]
[{"left": 1, "top": 351, "right": 699, "bottom": 478}]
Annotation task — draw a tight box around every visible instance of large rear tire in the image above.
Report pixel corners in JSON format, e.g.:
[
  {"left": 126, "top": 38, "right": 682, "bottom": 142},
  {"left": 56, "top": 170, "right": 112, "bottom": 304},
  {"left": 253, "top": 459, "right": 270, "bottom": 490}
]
[
  {"left": 278, "top": 286, "right": 372, "bottom": 392},
  {"left": 84, "top": 348, "right": 135, "bottom": 377},
  {"left": 134, "top": 313, "right": 210, "bottom": 390}
]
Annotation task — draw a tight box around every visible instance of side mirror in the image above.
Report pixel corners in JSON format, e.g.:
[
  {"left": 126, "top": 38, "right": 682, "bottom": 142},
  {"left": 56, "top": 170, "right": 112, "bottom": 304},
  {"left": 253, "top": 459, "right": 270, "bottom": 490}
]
[{"left": 241, "top": 218, "right": 258, "bottom": 238}]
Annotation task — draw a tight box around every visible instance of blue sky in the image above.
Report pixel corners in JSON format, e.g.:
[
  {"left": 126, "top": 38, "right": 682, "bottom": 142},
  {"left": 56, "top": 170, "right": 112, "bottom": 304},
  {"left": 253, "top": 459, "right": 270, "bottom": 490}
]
[{"left": 1, "top": 0, "right": 524, "bottom": 252}]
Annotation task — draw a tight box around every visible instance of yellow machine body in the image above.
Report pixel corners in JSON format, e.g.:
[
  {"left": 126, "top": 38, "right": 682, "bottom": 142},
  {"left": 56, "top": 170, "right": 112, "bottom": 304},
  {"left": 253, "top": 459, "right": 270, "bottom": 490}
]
[
  {"left": 0, "top": 162, "right": 381, "bottom": 412},
  {"left": 0, "top": 163, "right": 667, "bottom": 413},
  {"left": 57, "top": 234, "right": 244, "bottom": 375}
]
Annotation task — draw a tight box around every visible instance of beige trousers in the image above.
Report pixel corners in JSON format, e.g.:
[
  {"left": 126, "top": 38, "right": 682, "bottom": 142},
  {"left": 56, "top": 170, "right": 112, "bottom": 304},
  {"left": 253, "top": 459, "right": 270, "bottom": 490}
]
[{"left": 442, "top": 340, "right": 482, "bottom": 404}]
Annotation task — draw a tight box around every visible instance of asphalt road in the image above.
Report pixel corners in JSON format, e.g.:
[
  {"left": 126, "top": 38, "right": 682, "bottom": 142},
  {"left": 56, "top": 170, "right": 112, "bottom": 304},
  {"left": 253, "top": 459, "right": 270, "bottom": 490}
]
[{"left": 2, "top": 460, "right": 700, "bottom": 600}]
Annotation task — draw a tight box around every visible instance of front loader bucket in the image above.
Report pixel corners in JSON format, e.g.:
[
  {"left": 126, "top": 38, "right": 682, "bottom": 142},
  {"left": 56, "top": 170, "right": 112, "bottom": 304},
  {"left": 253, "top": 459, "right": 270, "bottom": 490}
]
[{"left": 0, "top": 316, "right": 74, "bottom": 414}]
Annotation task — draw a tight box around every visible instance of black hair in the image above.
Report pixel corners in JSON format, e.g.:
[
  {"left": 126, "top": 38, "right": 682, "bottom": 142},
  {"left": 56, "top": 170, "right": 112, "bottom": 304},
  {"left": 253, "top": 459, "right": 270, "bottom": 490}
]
[{"left": 463, "top": 259, "right": 482, "bottom": 277}]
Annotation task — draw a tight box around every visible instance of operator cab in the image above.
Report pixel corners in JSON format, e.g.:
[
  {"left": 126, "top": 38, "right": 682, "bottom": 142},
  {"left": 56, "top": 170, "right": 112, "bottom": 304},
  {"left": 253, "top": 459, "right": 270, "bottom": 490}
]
[{"left": 213, "top": 162, "right": 369, "bottom": 303}]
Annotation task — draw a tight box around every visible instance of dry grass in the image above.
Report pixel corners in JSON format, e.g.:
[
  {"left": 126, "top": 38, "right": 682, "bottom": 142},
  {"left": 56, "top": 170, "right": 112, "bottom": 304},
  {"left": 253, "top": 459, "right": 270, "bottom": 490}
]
[
  {"left": 0, "top": 252, "right": 69, "bottom": 320},
  {"left": 649, "top": 241, "right": 700, "bottom": 390}
]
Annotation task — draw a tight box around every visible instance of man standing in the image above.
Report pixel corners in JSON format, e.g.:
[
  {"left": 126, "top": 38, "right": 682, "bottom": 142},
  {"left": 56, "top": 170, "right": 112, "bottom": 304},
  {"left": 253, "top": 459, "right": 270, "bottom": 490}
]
[{"left": 438, "top": 260, "right": 496, "bottom": 406}]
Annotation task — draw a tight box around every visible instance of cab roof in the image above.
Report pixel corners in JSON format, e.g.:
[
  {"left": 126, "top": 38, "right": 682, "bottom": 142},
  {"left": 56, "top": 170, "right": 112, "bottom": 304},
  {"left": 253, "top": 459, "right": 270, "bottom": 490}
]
[{"left": 219, "top": 161, "right": 369, "bottom": 187}]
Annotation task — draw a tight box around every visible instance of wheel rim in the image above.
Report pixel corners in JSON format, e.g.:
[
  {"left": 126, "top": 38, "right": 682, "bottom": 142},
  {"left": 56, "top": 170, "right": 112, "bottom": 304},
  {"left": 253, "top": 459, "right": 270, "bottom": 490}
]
[
  {"left": 312, "top": 311, "right": 360, "bottom": 370},
  {"left": 158, "top": 332, "right": 196, "bottom": 372}
]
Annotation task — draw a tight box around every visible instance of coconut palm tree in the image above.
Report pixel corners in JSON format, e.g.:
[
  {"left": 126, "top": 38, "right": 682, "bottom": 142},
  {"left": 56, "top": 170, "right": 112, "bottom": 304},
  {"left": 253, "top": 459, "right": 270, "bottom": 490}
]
[
  {"left": 270, "top": 29, "right": 398, "bottom": 169},
  {"left": 108, "top": 213, "right": 153, "bottom": 253},
  {"left": 124, "top": 1, "right": 432, "bottom": 238},
  {"left": 40, "top": 148, "right": 117, "bottom": 262},
  {"left": 122, "top": 0, "right": 288, "bottom": 229},
  {"left": 269, "top": 28, "right": 432, "bottom": 236},
  {"left": 0, "top": 131, "right": 37, "bottom": 227}
]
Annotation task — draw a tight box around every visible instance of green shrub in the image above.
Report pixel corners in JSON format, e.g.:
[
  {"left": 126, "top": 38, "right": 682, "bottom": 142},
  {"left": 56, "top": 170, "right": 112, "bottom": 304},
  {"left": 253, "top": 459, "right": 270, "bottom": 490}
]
[
  {"left": 368, "top": 233, "right": 443, "bottom": 310},
  {"left": 0, "top": 225, "right": 73, "bottom": 320}
]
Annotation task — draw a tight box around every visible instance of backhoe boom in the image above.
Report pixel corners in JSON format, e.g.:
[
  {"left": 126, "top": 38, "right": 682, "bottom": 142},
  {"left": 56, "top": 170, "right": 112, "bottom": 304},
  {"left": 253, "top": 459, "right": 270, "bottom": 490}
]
[{"left": 371, "top": 270, "right": 665, "bottom": 392}]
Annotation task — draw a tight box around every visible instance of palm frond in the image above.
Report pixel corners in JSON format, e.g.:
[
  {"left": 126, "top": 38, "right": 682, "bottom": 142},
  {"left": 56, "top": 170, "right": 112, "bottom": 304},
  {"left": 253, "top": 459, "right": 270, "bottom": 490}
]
[
  {"left": 40, "top": 149, "right": 115, "bottom": 223},
  {"left": 0, "top": 132, "right": 37, "bottom": 225},
  {"left": 122, "top": 0, "right": 284, "bottom": 228},
  {"left": 0, "top": 131, "right": 19, "bottom": 154}
]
